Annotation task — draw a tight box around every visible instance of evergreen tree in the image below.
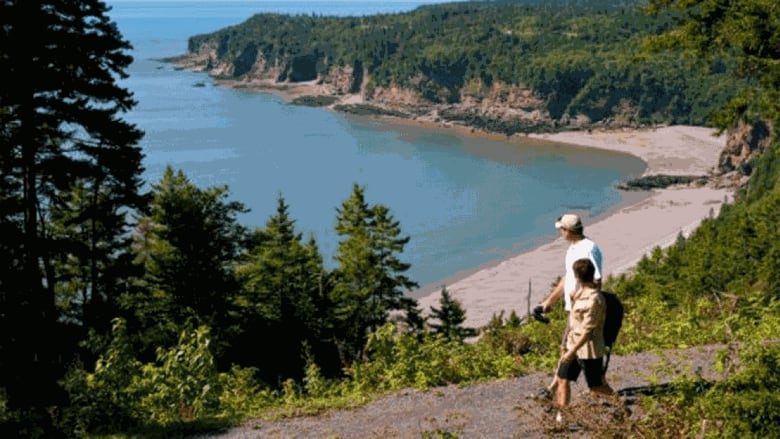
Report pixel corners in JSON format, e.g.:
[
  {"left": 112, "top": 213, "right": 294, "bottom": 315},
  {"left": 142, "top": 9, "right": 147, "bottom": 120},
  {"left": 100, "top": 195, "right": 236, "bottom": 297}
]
[
  {"left": 0, "top": 0, "right": 145, "bottom": 415},
  {"left": 647, "top": 0, "right": 780, "bottom": 127},
  {"left": 401, "top": 300, "right": 427, "bottom": 335},
  {"left": 330, "top": 184, "right": 419, "bottom": 364},
  {"left": 231, "top": 194, "right": 330, "bottom": 383},
  {"left": 126, "top": 167, "right": 247, "bottom": 360},
  {"left": 330, "top": 184, "right": 377, "bottom": 364},
  {"left": 371, "top": 204, "right": 421, "bottom": 326},
  {"left": 429, "top": 287, "right": 478, "bottom": 342},
  {"left": 49, "top": 180, "right": 145, "bottom": 334}
]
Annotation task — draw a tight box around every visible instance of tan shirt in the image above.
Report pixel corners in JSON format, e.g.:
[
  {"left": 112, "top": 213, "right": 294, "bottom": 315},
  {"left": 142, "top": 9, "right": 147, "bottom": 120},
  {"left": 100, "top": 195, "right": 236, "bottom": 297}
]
[{"left": 566, "top": 286, "right": 606, "bottom": 359}]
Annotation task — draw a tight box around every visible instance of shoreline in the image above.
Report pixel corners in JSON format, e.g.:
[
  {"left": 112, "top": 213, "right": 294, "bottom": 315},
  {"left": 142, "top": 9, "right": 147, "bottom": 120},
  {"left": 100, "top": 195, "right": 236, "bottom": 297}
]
[
  {"left": 184, "top": 69, "right": 734, "bottom": 330},
  {"left": 409, "top": 188, "right": 653, "bottom": 298},
  {"left": 413, "top": 126, "right": 732, "bottom": 329}
]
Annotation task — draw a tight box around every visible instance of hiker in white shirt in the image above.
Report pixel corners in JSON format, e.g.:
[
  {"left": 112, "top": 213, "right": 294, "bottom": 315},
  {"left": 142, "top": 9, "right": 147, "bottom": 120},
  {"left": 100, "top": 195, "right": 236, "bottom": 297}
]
[{"left": 534, "top": 213, "right": 603, "bottom": 399}]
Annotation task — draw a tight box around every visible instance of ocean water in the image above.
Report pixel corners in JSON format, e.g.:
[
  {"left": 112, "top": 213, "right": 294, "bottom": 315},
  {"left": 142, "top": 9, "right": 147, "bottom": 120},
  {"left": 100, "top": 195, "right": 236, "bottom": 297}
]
[{"left": 105, "top": 0, "right": 646, "bottom": 289}]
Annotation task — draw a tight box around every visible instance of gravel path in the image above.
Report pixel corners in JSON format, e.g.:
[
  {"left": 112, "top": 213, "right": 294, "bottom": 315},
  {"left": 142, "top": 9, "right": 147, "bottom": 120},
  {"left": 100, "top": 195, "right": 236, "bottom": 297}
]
[{"left": 192, "top": 344, "right": 728, "bottom": 438}]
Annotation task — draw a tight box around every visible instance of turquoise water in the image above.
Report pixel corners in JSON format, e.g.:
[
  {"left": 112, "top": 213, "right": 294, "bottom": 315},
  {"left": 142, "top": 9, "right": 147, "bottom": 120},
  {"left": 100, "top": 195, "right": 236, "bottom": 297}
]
[{"left": 106, "top": 1, "right": 646, "bottom": 288}]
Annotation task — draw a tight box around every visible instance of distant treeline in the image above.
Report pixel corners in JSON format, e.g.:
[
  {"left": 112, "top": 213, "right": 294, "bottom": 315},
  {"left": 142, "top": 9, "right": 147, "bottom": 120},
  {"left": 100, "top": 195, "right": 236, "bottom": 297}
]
[{"left": 188, "top": 0, "right": 750, "bottom": 128}]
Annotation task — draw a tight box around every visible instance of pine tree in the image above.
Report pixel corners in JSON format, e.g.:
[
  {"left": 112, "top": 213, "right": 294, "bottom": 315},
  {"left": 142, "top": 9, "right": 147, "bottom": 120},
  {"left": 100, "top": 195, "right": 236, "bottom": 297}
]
[
  {"left": 429, "top": 287, "right": 477, "bottom": 342},
  {"left": 231, "top": 194, "right": 330, "bottom": 382},
  {"left": 0, "top": 0, "right": 145, "bottom": 413},
  {"left": 48, "top": 179, "right": 144, "bottom": 334},
  {"left": 371, "top": 204, "right": 423, "bottom": 334},
  {"left": 647, "top": 0, "right": 780, "bottom": 126},
  {"left": 330, "top": 184, "right": 376, "bottom": 363},
  {"left": 127, "top": 167, "right": 247, "bottom": 359},
  {"left": 330, "top": 183, "right": 419, "bottom": 364}
]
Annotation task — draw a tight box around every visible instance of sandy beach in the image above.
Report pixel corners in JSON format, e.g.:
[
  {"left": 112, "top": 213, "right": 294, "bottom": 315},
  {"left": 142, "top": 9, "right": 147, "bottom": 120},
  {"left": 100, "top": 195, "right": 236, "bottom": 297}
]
[
  {"left": 192, "top": 70, "right": 734, "bottom": 331},
  {"left": 413, "top": 126, "right": 733, "bottom": 330}
]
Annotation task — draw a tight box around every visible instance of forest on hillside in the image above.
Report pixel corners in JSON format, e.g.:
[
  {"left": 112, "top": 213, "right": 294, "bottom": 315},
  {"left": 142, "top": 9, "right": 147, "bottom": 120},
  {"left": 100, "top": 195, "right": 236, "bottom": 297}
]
[
  {"left": 185, "top": 0, "right": 751, "bottom": 132},
  {"left": 2, "top": 0, "right": 779, "bottom": 437}
]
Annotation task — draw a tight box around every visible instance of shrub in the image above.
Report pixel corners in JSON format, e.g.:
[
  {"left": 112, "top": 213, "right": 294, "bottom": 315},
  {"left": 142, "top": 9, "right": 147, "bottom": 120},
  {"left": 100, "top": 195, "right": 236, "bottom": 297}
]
[{"left": 61, "top": 319, "right": 262, "bottom": 435}]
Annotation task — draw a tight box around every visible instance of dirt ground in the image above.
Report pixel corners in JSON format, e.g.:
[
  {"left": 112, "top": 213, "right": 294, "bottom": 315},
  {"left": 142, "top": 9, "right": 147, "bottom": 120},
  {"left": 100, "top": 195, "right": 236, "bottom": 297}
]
[{"left": 191, "top": 344, "right": 728, "bottom": 439}]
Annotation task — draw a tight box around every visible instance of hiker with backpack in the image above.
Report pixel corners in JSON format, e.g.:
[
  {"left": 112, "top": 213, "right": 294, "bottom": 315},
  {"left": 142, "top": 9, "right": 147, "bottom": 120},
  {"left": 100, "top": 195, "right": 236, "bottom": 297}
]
[
  {"left": 533, "top": 213, "right": 603, "bottom": 399},
  {"left": 554, "top": 258, "right": 615, "bottom": 415}
]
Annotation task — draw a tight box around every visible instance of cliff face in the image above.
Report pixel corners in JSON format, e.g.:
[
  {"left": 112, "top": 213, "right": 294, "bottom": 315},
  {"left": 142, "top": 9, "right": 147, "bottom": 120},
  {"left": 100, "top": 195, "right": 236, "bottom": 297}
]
[
  {"left": 174, "top": 43, "right": 552, "bottom": 129},
  {"left": 715, "top": 119, "right": 774, "bottom": 188},
  {"left": 362, "top": 76, "right": 549, "bottom": 121}
]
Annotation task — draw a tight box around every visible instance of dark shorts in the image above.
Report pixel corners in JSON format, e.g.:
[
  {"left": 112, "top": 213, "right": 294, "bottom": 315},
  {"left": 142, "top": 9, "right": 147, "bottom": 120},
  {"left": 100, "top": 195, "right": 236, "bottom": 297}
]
[{"left": 557, "top": 357, "right": 605, "bottom": 388}]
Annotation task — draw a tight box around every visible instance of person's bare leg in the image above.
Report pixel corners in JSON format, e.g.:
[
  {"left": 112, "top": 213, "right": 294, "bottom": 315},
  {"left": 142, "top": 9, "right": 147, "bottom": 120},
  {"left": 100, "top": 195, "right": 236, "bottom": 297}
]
[
  {"left": 555, "top": 376, "right": 570, "bottom": 408},
  {"left": 546, "top": 358, "right": 562, "bottom": 395},
  {"left": 552, "top": 325, "right": 568, "bottom": 395}
]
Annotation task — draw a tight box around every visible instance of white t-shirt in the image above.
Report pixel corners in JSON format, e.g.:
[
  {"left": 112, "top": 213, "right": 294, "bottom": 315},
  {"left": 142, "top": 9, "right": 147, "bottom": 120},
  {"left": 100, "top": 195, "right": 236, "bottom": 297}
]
[{"left": 563, "top": 237, "right": 603, "bottom": 311}]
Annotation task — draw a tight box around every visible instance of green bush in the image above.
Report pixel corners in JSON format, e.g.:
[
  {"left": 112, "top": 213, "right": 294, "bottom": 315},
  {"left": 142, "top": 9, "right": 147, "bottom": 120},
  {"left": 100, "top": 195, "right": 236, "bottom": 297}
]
[
  {"left": 700, "top": 342, "right": 780, "bottom": 437},
  {"left": 61, "top": 319, "right": 263, "bottom": 435},
  {"left": 346, "top": 322, "right": 525, "bottom": 392},
  {"left": 131, "top": 325, "right": 224, "bottom": 425},
  {"left": 60, "top": 319, "right": 142, "bottom": 435},
  {"left": 615, "top": 342, "right": 780, "bottom": 438}
]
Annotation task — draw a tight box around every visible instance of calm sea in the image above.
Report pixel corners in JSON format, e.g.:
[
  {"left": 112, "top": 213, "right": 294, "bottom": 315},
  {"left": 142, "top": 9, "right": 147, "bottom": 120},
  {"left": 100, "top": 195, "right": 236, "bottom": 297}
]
[{"left": 105, "top": 0, "right": 646, "bottom": 290}]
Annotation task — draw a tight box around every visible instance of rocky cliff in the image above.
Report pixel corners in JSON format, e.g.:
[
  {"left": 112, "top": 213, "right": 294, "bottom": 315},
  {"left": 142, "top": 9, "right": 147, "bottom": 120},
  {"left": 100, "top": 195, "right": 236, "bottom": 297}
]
[
  {"left": 716, "top": 119, "right": 774, "bottom": 188},
  {"left": 170, "top": 42, "right": 553, "bottom": 132}
]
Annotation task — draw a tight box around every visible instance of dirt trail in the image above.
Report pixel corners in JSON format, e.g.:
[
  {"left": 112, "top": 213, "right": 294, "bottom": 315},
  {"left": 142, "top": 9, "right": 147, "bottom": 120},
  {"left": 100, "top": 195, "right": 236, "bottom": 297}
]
[{"left": 192, "top": 344, "right": 727, "bottom": 439}]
